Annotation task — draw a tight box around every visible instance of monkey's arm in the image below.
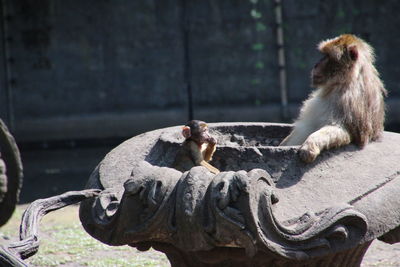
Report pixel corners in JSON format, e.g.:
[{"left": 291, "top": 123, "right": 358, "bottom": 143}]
[
  {"left": 299, "top": 125, "right": 351, "bottom": 163},
  {"left": 280, "top": 122, "right": 315, "bottom": 146},
  {"left": 280, "top": 131, "right": 297, "bottom": 146},
  {"left": 203, "top": 142, "right": 216, "bottom": 162},
  {"left": 188, "top": 141, "right": 219, "bottom": 174}
]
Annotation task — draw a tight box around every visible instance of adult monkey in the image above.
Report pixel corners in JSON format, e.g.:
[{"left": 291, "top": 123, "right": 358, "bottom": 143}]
[
  {"left": 173, "top": 120, "right": 220, "bottom": 174},
  {"left": 280, "top": 34, "right": 387, "bottom": 163}
]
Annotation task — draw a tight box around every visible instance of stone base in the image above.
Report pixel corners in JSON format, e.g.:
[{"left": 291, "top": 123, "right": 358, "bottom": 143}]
[{"left": 152, "top": 242, "right": 372, "bottom": 267}]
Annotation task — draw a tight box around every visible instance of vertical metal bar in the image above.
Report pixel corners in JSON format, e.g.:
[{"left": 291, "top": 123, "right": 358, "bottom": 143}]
[
  {"left": 181, "top": 0, "right": 193, "bottom": 121},
  {"left": 274, "top": 0, "right": 289, "bottom": 121},
  {"left": 1, "top": 0, "right": 14, "bottom": 130}
]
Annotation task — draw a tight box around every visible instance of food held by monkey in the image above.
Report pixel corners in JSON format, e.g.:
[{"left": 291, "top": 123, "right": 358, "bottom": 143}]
[
  {"left": 280, "top": 34, "right": 387, "bottom": 163},
  {"left": 173, "top": 120, "right": 220, "bottom": 174}
]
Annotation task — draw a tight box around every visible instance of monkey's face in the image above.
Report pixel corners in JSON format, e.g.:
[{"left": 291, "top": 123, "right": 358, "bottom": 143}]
[
  {"left": 311, "top": 55, "right": 329, "bottom": 87},
  {"left": 312, "top": 37, "right": 360, "bottom": 89},
  {"left": 196, "top": 123, "right": 214, "bottom": 144},
  {"left": 184, "top": 120, "right": 215, "bottom": 144},
  {"left": 311, "top": 54, "right": 350, "bottom": 88}
]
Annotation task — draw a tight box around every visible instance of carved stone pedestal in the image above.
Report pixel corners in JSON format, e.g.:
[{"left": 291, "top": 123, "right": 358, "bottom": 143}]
[
  {"left": 153, "top": 242, "right": 372, "bottom": 267},
  {"left": 79, "top": 123, "right": 400, "bottom": 266}
]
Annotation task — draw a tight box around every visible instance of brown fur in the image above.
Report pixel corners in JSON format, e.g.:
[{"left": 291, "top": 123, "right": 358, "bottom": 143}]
[
  {"left": 173, "top": 120, "right": 219, "bottom": 174},
  {"left": 280, "top": 34, "right": 387, "bottom": 162}
]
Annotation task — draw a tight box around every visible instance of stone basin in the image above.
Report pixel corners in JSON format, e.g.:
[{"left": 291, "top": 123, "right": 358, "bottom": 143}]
[{"left": 79, "top": 123, "right": 400, "bottom": 266}]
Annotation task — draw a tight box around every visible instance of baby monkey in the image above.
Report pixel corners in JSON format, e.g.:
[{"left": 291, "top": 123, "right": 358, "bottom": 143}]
[{"left": 173, "top": 120, "right": 220, "bottom": 174}]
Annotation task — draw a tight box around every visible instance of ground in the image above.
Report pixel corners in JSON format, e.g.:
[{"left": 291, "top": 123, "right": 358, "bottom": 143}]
[{"left": 0, "top": 205, "right": 399, "bottom": 267}]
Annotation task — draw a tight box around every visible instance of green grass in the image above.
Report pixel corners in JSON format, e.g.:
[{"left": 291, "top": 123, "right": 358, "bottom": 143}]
[{"left": 0, "top": 205, "right": 169, "bottom": 267}]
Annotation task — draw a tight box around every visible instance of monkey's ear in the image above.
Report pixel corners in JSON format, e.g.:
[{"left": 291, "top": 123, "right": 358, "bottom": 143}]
[
  {"left": 182, "top": 126, "right": 191, "bottom": 139},
  {"left": 348, "top": 45, "right": 358, "bottom": 61}
]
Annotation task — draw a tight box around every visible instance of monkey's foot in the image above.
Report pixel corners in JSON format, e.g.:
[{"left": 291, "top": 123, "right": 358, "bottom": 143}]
[
  {"left": 299, "top": 143, "right": 320, "bottom": 163},
  {"left": 211, "top": 169, "right": 220, "bottom": 174}
]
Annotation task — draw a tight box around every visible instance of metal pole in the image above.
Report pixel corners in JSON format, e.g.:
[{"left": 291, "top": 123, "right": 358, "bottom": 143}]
[
  {"left": 1, "top": 0, "right": 14, "bottom": 130},
  {"left": 274, "top": 0, "right": 289, "bottom": 121},
  {"left": 181, "top": 0, "right": 193, "bottom": 121}
]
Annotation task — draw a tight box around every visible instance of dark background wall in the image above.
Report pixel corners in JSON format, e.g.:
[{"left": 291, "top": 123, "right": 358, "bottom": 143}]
[{"left": 0, "top": 0, "right": 398, "bottom": 202}]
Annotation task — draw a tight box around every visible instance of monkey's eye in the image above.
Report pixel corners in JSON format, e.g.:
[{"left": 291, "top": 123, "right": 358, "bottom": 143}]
[
  {"left": 200, "top": 123, "right": 208, "bottom": 131},
  {"left": 314, "top": 55, "right": 329, "bottom": 68},
  {"left": 320, "top": 55, "right": 329, "bottom": 62}
]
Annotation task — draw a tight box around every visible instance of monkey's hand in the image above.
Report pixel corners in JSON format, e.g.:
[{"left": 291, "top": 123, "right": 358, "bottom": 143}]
[
  {"left": 207, "top": 136, "right": 217, "bottom": 145},
  {"left": 299, "top": 142, "right": 320, "bottom": 163},
  {"left": 203, "top": 141, "right": 217, "bottom": 162},
  {"left": 299, "top": 125, "right": 351, "bottom": 163}
]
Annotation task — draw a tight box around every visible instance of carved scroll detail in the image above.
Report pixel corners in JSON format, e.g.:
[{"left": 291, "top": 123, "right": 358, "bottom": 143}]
[
  {"left": 82, "top": 163, "right": 368, "bottom": 260},
  {"left": 249, "top": 176, "right": 368, "bottom": 260}
]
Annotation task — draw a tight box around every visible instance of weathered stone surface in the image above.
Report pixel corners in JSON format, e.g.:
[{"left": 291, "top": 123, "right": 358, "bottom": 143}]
[{"left": 79, "top": 123, "right": 400, "bottom": 266}]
